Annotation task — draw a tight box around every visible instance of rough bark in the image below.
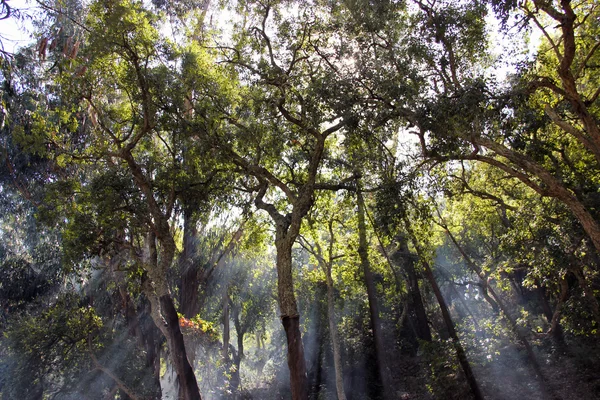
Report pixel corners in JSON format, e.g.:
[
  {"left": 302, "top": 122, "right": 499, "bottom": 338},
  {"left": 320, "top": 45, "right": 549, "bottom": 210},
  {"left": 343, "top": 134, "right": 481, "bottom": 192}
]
[
  {"left": 356, "top": 189, "right": 391, "bottom": 399},
  {"left": 115, "top": 54, "right": 201, "bottom": 398},
  {"left": 225, "top": 71, "right": 336, "bottom": 397},
  {"left": 158, "top": 294, "right": 201, "bottom": 400},
  {"left": 277, "top": 240, "right": 309, "bottom": 400},
  {"left": 469, "top": 136, "right": 600, "bottom": 257},
  {"left": 143, "top": 232, "right": 202, "bottom": 400}
]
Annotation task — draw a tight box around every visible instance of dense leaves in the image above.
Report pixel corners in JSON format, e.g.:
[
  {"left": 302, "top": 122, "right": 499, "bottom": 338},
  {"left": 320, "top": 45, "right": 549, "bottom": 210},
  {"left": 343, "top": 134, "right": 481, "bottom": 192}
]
[{"left": 1, "top": 0, "right": 600, "bottom": 399}]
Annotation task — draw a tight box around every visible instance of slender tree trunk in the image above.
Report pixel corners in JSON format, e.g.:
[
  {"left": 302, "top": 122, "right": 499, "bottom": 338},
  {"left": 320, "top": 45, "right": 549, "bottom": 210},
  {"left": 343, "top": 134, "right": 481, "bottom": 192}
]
[
  {"left": 231, "top": 305, "right": 243, "bottom": 394},
  {"left": 444, "top": 227, "right": 561, "bottom": 400},
  {"left": 538, "top": 285, "right": 565, "bottom": 343},
  {"left": 393, "top": 235, "right": 432, "bottom": 342},
  {"left": 311, "top": 290, "right": 325, "bottom": 400},
  {"left": 180, "top": 208, "right": 201, "bottom": 320},
  {"left": 326, "top": 265, "right": 347, "bottom": 400},
  {"left": 234, "top": 332, "right": 243, "bottom": 391},
  {"left": 221, "top": 286, "right": 231, "bottom": 392},
  {"left": 356, "top": 189, "right": 391, "bottom": 399},
  {"left": 548, "top": 277, "right": 569, "bottom": 338},
  {"left": 403, "top": 220, "right": 483, "bottom": 400},
  {"left": 425, "top": 262, "right": 484, "bottom": 400},
  {"left": 223, "top": 287, "right": 230, "bottom": 363},
  {"left": 479, "top": 284, "right": 500, "bottom": 313}
]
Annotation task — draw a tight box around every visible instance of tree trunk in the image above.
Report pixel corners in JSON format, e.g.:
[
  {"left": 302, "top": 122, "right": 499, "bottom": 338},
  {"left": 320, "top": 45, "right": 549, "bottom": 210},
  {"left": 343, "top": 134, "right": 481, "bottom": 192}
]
[
  {"left": 277, "top": 239, "right": 309, "bottom": 400},
  {"left": 180, "top": 208, "right": 201, "bottom": 320},
  {"left": 548, "top": 277, "right": 569, "bottom": 338},
  {"left": 230, "top": 303, "right": 244, "bottom": 394},
  {"left": 426, "top": 262, "right": 483, "bottom": 400},
  {"left": 538, "top": 285, "right": 565, "bottom": 343},
  {"left": 356, "top": 189, "right": 390, "bottom": 399},
  {"left": 393, "top": 235, "right": 432, "bottom": 342},
  {"left": 159, "top": 294, "right": 202, "bottom": 400},
  {"left": 221, "top": 286, "right": 231, "bottom": 392},
  {"left": 311, "top": 291, "right": 325, "bottom": 400},
  {"left": 123, "top": 150, "right": 201, "bottom": 399},
  {"left": 144, "top": 232, "right": 202, "bottom": 400},
  {"left": 403, "top": 220, "right": 483, "bottom": 400},
  {"left": 137, "top": 284, "right": 163, "bottom": 398},
  {"left": 223, "top": 288, "right": 230, "bottom": 363},
  {"left": 326, "top": 264, "right": 347, "bottom": 400}
]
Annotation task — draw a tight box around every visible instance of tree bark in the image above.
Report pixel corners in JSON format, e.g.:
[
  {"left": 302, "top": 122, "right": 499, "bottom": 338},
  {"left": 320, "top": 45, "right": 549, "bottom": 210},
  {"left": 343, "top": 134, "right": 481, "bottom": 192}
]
[
  {"left": 159, "top": 294, "right": 201, "bottom": 400},
  {"left": 277, "top": 240, "right": 309, "bottom": 400},
  {"left": 473, "top": 137, "right": 600, "bottom": 256},
  {"left": 310, "top": 287, "right": 326, "bottom": 400},
  {"left": 143, "top": 232, "right": 202, "bottom": 400}
]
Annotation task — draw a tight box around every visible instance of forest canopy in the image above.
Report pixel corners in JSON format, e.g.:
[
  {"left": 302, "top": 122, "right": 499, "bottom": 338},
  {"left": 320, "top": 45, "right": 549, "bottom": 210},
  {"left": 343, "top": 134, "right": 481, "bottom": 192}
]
[{"left": 1, "top": 0, "right": 600, "bottom": 399}]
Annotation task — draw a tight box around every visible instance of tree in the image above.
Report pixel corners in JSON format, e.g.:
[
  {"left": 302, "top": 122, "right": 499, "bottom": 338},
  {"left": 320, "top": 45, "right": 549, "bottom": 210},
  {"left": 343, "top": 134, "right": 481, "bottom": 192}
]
[{"left": 213, "top": 3, "right": 360, "bottom": 397}]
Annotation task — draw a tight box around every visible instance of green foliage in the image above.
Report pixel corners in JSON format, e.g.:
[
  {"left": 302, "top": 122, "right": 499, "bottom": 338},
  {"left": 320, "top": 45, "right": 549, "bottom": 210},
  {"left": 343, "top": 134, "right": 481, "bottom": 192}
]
[
  {"left": 1, "top": 295, "right": 101, "bottom": 398},
  {"left": 2, "top": 0, "right": 600, "bottom": 398}
]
